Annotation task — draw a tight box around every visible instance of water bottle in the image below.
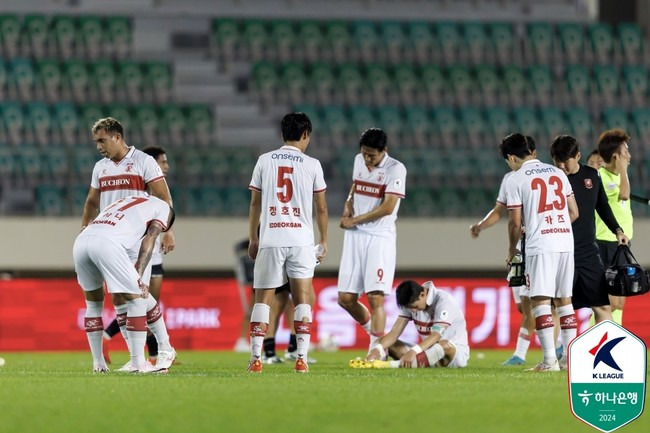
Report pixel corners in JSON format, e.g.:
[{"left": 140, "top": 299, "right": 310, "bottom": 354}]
[
  {"left": 626, "top": 266, "right": 640, "bottom": 293},
  {"left": 626, "top": 266, "right": 636, "bottom": 276}
]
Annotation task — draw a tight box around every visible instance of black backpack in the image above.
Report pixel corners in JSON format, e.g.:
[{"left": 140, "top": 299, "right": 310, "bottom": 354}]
[{"left": 604, "top": 245, "right": 650, "bottom": 296}]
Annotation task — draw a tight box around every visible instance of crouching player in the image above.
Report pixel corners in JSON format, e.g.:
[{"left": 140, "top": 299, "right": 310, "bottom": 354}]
[{"left": 352, "top": 280, "right": 469, "bottom": 369}]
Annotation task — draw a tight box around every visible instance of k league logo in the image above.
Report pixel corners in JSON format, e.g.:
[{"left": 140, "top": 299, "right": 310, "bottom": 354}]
[{"left": 568, "top": 320, "right": 647, "bottom": 433}]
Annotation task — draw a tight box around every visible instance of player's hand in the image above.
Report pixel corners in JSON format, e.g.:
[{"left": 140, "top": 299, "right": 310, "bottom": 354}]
[
  {"left": 342, "top": 201, "right": 354, "bottom": 218},
  {"left": 469, "top": 223, "right": 481, "bottom": 238},
  {"left": 248, "top": 239, "right": 259, "bottom": 260},
  {"left": 366, "top": 348, "right": 381, "bottom": 361},
  {"left": 399, "top": 350, "right": 417, "bottom": 368},
  {"left": 316, "top": 242, "right": 327, "bottom": 263},
  {"left": 613, "top": 153, "right": 630, "bottom": 172},
  {"left": 162, "top": 230, "right": 175, "bottom": 254},
  {"left": 138, "top": 279, "right": 150, "bottom": 299},
  {"left": 340, "top": 216, "right": 356, "bottom": 229},
  {"left": 506, "top": 249, "right": 518, "bottom": 268},
  {"left": 616, "top": 232, "right": 630, "bottom": 245}
]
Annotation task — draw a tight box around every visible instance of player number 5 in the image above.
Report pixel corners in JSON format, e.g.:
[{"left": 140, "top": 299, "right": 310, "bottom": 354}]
[{"left": 276, "top": 166, "right": 294, "bottom": 203}]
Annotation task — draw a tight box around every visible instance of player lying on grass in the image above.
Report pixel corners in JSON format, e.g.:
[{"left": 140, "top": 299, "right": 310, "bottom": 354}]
[{"left": 351, "top": 280, "right": 469, "bottom": 369}]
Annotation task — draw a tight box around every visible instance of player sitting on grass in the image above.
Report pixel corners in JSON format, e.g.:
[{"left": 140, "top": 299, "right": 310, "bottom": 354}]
[{"left": 350, "top": 280, "right": 469, "bottom": 369}]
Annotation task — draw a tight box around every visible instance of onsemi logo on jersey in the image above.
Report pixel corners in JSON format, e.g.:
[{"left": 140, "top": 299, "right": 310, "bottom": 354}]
[
  {"left": 568, "top": 320, "right": 646, "bottom": 432},
  {"left": 584, "top": 178, "right": 593, "bottom": 189}
]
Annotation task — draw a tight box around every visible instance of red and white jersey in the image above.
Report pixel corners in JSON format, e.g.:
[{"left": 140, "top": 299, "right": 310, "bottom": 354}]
[
  {"left": 351, "top": 153, "right": 406, "bottom": 235},
  {"left": 80, "top": 195, "right": 171, "bottom": 251},
  {"left": 496, "top": 171, "right": 514, "bottom": 206},
  {"left": 249, "top": 145, "right": 326, "bottom": 248},
  {"left": 90, "top": 147, "right": 164, "bottom": 210},
  {"left": 505, "top": 159, "right": 574, "bottom": 255},
  {"left": 398, "top": 281, "right": 468, "bottom": 347}
]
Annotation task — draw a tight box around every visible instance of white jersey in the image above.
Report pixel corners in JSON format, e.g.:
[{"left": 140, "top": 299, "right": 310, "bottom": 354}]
[
  {"left": 496, "top": 171, "right": 514, "bottom": 206},
  {"left": 398, "top": 281, "right": 469, "bottom": 347},
  {"left": 80, "top": 195, "right": 171, "bottom": 251},
  {"left": 351, "top": 153, "right": 406, "bottom": 235},
  {"left": 249, "top": 145, "right": 326, "bottom": 248},
  {"left": 505, "top": 159, "right": 574, "bottom": 256},
  {"left": 90, "top": 146, "right": 165, "bottom": 210}
]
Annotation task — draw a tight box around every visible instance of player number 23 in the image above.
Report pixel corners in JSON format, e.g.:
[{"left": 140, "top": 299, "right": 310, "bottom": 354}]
[
  {"left": 531, "top": 176, "right": 566, "bottom": 213},
  {"left": 276, "top": 166, "right": 294, "bottom": 203}
]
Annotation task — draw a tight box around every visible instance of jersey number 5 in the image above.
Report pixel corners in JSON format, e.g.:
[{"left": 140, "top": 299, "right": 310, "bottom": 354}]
[
  {"left": 276, "top": 166, "right": 294, "bottom": 203},
  {"left": 531, "top": 176, "right": 566, "bottom": 213}
]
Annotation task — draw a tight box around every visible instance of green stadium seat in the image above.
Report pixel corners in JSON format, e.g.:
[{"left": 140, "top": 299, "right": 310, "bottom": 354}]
[
  {"left": 565, "top": 64, "right": 591, "bottom": 103},
  {"left": 447, "top": 65, "right": 474, "bottom": 104},
  {"left": 513, "top": 107, "right": 539, "bottom": 137},
  {"left": 0, "top": 14, "right": 20, "bottom": 56},
  {"left": 485, "top": 106, "right": 511, "bottom": 140},
  {"left": 16, "top": 146, "right": 44, "bottom": 182},
  {"left": 90, "top": 60, "right": 116, "bottom": 102},
  {"left": 105, "top": 17, "right": 132, "bottom": 57},
  {"left": 0, "top": 59, "right": 7, "bottom": 97},
  {"left": 25, "top": 101, "right": 52, "bottom": 145},
  {"left": 0, "top": 147, "right": 15, "bottom": 180},
  {"left": 144, "top": 61, "right": 172, "bottom": 102},
  {"left": 381, "top": 21, "right": 406, "bottom": 63},
  {"left": 35, "top": 59, "right": 62, "bottom": 100},
  {"left": 23, "top": 15, "right": 49, "bottom": 58},
  {"left": 160, "top": 103, "right": 186, "bottom": 146},
  {"left": 404, "top": 106, "right": 430, "bottom": 146},
  {"left": 243, "top": 19, "right": 268, "bottom": 60},
  {"left": 281, "top": 62, "right": 307, "bottom": 103},
  {"left": 212, "top": 18, "right": 238, "bottom": 62},
  {"left": 459, "top": 106, "right": 485, "bottom": 144},
  {"left": 117, "top": 60, "right": 144, "bottom": 103},
  {"left": 309, "top": 62, "right": 335, "bottom": 104},
  {"left": 251, "top": 61, "right": 278, "bottom": 102},
  {"left": 565, "top": 107, "right": 593, "bottom": 142},
  {"left": 502, "top": 65, "right": 527, "bottom": 105},
  {"left": 464, "top": 187, "right": 492, "bottom": 215},
  {"left": 51, "top": 16, "right": 76, "bottom": 58},
  {"left": 52, "top": 102, "right": 79, "bottom": 145},
  {"left": 228, "top": 149, "right": 256, "bottom": 182},
  {"left": 366, "top": 63, "right": 391, "bottom": 103},
  {"left": 602, "top": 107, "right": 628, "bottom": 131},
  {"left": 631, "top": 108, "right": 650, "bottom": 141},
  {"left": 528, "top": 64, "right": 554, "bottom": 104},
  {"left": 527, "top": 22, "right": 554, "bottom": 64},
  {"left": 10, "top": 58, "right": 36, "bottom": 99},
  {"left": 222, "top": 186, "right": 250, "bottom": 216},
  {"left": 297, "top": 21, "right": 323, "bottom": 62},
  {"left": 474, "top": 152, "right": 505, "bottom": 179},
  {"left": 353, "top": 21, "right": 379, "bottom": 62},
  {"left": 420, "top": 64, "right": 446, "bottom": 103},
  {"left": 589, "top": 23, "right": 614, "bottom": 64},
  {"left": 322, "top": 105, "right": 349, "bottom": 143},
  {"left": 623, "top": 65, "right": 648, "bottom": 105},
  {"left": 79, "top": 103, "right": 104, "bottom": 133},
  {"left": 557, "top": 23, "right": 585, "bottom": 63},
  {"left": 43, "top": 147, "right": 69, "bottom": 180},
  {"left": 197, "top": 186, "right": 224, "bottom": 215},
  {"left": 476, "top": 65, "right": 500, "bottom": 104},
  {"left": 293, "top": 104, "right": 321, "bottom": 132},
  {"left": 186, "top": 104, "right": 213, "bottom": 145},
  {"left": 462, "top": 22, "right": 487, "bottom": 62},
  {"left": 78, "top": 16, "right": 104, "bottom": 58},
  {"left": 618, "top": 23, "right": 643, "bottom": 63},
  {"left": 325, "top": 21, "right": 351, "bottom": 61},
  {"left": 488, "top": 22, "right": 515, "bottom": 62},
  {"left": 377, "top": 106, "right": 403, "bottom": 137},
  {"left": 63, "top": 60, "right": 89, "bottom": 102},
  {"left": 539, "top": 106, "right": 568, "bottom": 139},
  {"left": 393, "top": 64, "right": 419, "bottom": 105},
  {"left": 72, "top": 146, "right": 100, "bottom": 180},
  {"left": 593, "top": 65, "right": 620, "bottom": 102},
  {"left": 270, "top": 20, "right": 295, "bottom": 61},
  {"left": 133, "top": 104, "right": 159, "bottom": 144},
  {"left": 35, "top": 185, "right": 66, "bottom": 215},
  {"left": 432, "top": 106, "right": 458, "bottom": 147},
  {"left": 405, "top": 187, "right": 435, "bottom": 216},
  {"left": 407, "top": 22, "right": 433, "bottom": 63},
  {"left": 436, "top": 22, "right": 461, "bottom": 62},
  {"left": 435, "top": 188, "right": 465, "bottom": 217},
  {"left": 69, "top": 183, "right": 88, "bottom": 214},
  {"left": 337, "top": 63, "right": 364, "bottom": 104},
  {"left": 180, "top": 148, "right": 204, "bottom": 183},
  {"left": 105, "top": 103, "right": 132, "bottom": 130},
  {"left": 0, "top": 101, "right": 25, "bottom": 144},
  {"left": 349, "top": 105, "right": 377, "bottom": 134}
]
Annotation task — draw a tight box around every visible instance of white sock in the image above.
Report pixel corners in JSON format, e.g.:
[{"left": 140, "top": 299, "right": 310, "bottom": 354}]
[
  {"left": 114, "top": 303, "right": 130, "bottom": 352},
  {"left": 513, "top": 327, "right": 531, "bottom": 360},
  {"left": 146, "top": 296, "right": 172, "bottom": 352},
  {"left": 294, "top": 303, "right": 312, "bottom": 359},
  {"left": 557, "top": 304, "right": 577, "bottom": 356},
  {"left": 389, "top": 360, "right": 400, "bottom": 368},
  {"left": 250, "top": 303, "right": 270, "bottom": 360},
  {"left": 84, "top": 300, "right": 105, "bottom": 365},
  {"left": 361, "top": 318, "right": 371, "bottom": 334},
  {"left": 532, "top": 304, "right": 556, "bottom": 365},
  {"left": 425, "top": 343, "right": 445, "bottom": 366},
  {"left": 125, "top": 298, "right": 147, "bottom": 370}
]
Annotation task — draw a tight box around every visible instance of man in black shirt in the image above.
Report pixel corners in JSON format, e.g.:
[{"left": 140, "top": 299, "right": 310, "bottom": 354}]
[{"left": 550, "top": 136, "right": 629, "bottom": 323}]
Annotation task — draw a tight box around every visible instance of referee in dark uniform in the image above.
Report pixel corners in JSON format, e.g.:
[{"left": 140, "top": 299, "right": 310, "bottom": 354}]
[{"left": 550, "top": 135, "right": 629, "bottom": 323}]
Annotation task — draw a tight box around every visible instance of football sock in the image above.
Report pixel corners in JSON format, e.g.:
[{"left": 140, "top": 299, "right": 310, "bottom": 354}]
[
  {"left": 513, "top": 327, "right": 531, "bottom": 360},
  {"left": 145, "top": 296, "right": 171, "bottom": 352},
  {"left": 287, "top": 334, "right": 297, "bottom": 353},
  {"left": 532, "top": 304, "right": 556, "bottom": 364},
  {"left": 103, "top": 319, "right": 120, "bottom": 339},
  {"left": 611, "top": 309, "right": 623, "bottom": 325},
  {"left": 360, "top": 316, "right": 372, "bottom": 334},
  {"left": 114, "top": 303, "right": 129, "bottom": 349},
  {"left": 557, "top": 304, "right": 577, "bottom": 355},
  {"left": 294, "top": 303, "right": 312, "bottom": 359},
  {"left": 126, "top": 298, "right": 147, "bottom": 370},
  {"left": 369, "top": 332, "right": 385, "bottom": 348},
  {"left": 146, "top": 334, "right": 158, "bottom": 358},
  {"left": 250, "top": 303, "right": 270, "bottom": 360},
  {"left": 84, "top": 300, "right": 105, "bottom": 365},
  {"left": 424, "top": 344, "right": 445, "bottom": 367},
  {"left": 263, "top": 337, "right": 276, "bottom": 357}
]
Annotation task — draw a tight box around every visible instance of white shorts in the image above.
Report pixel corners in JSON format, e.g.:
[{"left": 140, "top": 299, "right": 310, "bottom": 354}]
[
  {"left": 253, "top": 246, "right": 316, "bottom": 289},
  {"left": 523, "top": 252, "right": 574, "bottom": 299},
  {"left": 337, "top": 229, "right": 395, "bottom": 295},
  {"left": 73, "top": 234, "right": 143, "bottom": 295}
]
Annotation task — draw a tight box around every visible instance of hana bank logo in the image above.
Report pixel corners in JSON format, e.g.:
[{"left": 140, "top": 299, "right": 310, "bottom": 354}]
[{"left": 590, "top": 332, "right": 625, "bottom": 379}]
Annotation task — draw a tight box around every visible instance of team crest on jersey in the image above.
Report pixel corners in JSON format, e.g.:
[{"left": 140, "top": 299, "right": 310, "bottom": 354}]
[
  {"left": 377, "top": 172, "right": 384, "bottom": 182},
  {"left": 125, "top": 163, "right": 134, "bottom": 173},
  {"left": 607, "top": 182, "right": 617, "bottom": 190},
  {"left": 584, "top": 178, "right": 593, "bottom": 189},
  {"left": 101, "top": 169, "right": 107, "bottom": 175},
  {"left": 394, "top": 179, "right": 402, "bottom": 189},
  {"left": 439, "top": 310, "right": 449, "bottom": 321}
]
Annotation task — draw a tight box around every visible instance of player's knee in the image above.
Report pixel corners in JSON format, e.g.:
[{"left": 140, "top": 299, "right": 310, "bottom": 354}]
[
  {"left": 337, "top": 294, "right": 356, "bottom": 310},
  {"left": 366, "top": 292, "right": 385, "bottom": 309}
]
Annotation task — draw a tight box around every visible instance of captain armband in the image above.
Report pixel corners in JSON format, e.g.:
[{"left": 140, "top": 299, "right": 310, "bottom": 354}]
[{"left": 432, "top": 325, "right": 445, "bottom": 336}]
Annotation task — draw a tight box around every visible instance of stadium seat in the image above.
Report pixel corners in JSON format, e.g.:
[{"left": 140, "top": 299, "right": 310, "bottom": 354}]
[
  {"left": 105, "top": 103, "right": 131, "bottom": 129},
  {"left": 349, "top": 105, "right": 377, "bottom": 135},
  {"left": 42, "top": 147, "right": 70, "bottom": 182},
  {"left": 462, "top": 22, "right": 488, "bottom": 64},
  {"left": 337, "top": 63, "right": 364, "bottom": 105},
  {"left": 539, "top": 106, "right": 568, "bottom": 140},
  {"left": 186, "top": 104, "right": 213, "bottom": 146},
  {"left": 90, "top": 60, "right": 117, "bottom": 103},
  {"left": 63, "top": 60, "right": 89, "bottom": 103},
  {"left": 436, "top": 22, "right": 461, "bottom": 63},
  {"left": 435, "top": 188, "right": 465, "bottom": 216},
  {"left": 528, "top": 64, "right": 554, "bottom": 105},
  {"left": 35, "top": 185, "right": 66, "bottom": 215},
  {"left": 475, "top": 65, "right": 500, "bottom": 106},
  {"left": 197, "top": 186, "right": 224, "bottom": 215},
  {"left": 565, "top": 64, "right": 591, "bottom": 106},
  {"left": 308, "top": 62, "right": 335, "bottom": 105},
  {"left": 565, "top": 107, "right": 593, "bottom": 145},
  {"left": 447, "top": 65, "right": 474, "bottom": 105},
  {"left": 0, "top": 59, "right": 7, "bottom": 99},
  {"left": 488, "top": 22, "right": 515, "bottom": 64},
  {"left": 251, "top": 61, "right": 278, "bottom": 105},
  {"left": 212, "top": 18, "right": 239, "bottom": 63},
  {"left": 353, "top": 21, "right": 379, "bottom": 63},
  {"left": 459, "top": 106, "right": 486, "bottom": 145},
  {"left": 325, "top": 21, "right": 351, "bottom": 62},
  {"left": 79, "top": 103, "right": 105, "bottom": 133},
  {"left": 381, "top": 21, "right": 407, "bottom": 64},
  {"left": 366, "top": 63, "right": 391, "bottom": 104},
  {"left": 16, "top": 146, "right": 44, "bottom": 183},
  {"left": 432, "top": 106, "right": 458, "bottom": 148},
  {"left": 180, "top": 148, "right": 204, "bottom": 183},
  {"left": 618, "top": 23, "right": 643, "bottom": 64},
  {"left": 502, "top": 65, "right": 527, "bottom": 106},
  {"left": 118, "top": 60, "right": 144, "bottom": 103},
  {"left": 51, "top": 16, "right": 76, "bottom": 58},
  {"left": 69, "top": 183, "right": 89, "bottom": 214},
  {"left": 0, "top": 14, "right": 20, "bottom": 56},
  {"left": 270, "top": 20, "right": 295, "bottom": 62},
  {"left": 623, "top": 65, "right": 648, "bottom": 106},
  {"left": 420, "top": 64, "right": 447, "bottom": 105},
  {"left": 243, "top": 19, "right": 268, "bottom": 61},
  {"left": 593, "top": 65, "right": 620, "bottom": 104},
  {"left": 589, "top": 23, "right": 614, "bottom": 64},
  {"left": 513, "top": 107, "right": 539, "bottom": 138},
  {"left": 393, "top": 64, "right": 419, "bottom": 106},
  {"left": 557, "top": 23, "right": 585, "bottom": 64},
  {"left": 376, "top": 106, "right": 403, "bottom": 138},
  {"left": 23, "top": 15, "right": 49, "bottom": 58},
  {"left": 10, "top": 58, "right": 36, "bottom": 100},
  {"left": 105, "top": 16, "right": 132, "bottom": 58},
  {"left": 485, "top": 106, "right": 511, "bottom": 141},
  {"left": 280, "top": 62, "right": 307, "bottom": 104},
  {"left": 25, "top": 101, "right": 52, "bottom": 146},
  {"left": 631, "top": 108, "right": 650, "bottom": 142},
  {"left": 143, "top": 61, "right": 172, "bottom": 103},
  {"left": 0, "top": 101, "right": 25, "bottom": 145},
  {"left": 407, "top": 21, "right": 434, "bottom": 63},
  {"left": 602, "top": 107, "right": 628, "bottom": 131},
  {"left": 133, "top": 104, "right": 159, "bottom": 146},
  {"left": 322, "top": 105, "right": 349, "bottom": 144},
  {"left": 78, "top": 16, "right": 104, "bottom": 59},
  {"left": 35, "top": 59, "right": 62, "bottom": 101},
  {"left": 160, "top": 103, "right": 187, "bottom": 146},
  {"left": 404, "top": 106, "right": 430, "bottom": 147},
  {"left": 0, "top": 146, "right": 15, "bottom": 180},
  {"left": 72, "top": 146, "right": 100, "bottom": 180},
  {"left": 527, "top": 22, "right": 555, "bottom": 64},
  {"left": 297, "top": 21, "right": 323, "bottom": 62},
  {"left": 222, "top": 186, "right": 250, "bottom": 216}
]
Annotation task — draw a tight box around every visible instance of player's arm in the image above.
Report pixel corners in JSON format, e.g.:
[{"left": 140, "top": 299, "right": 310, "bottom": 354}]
[
  {"left": 399, "top": 324, "right": 447, "bottom": 367},
  {"left": 80, "top": 187, "right": 101, "bottom": 229},
  {"left": 314, "top": 191, "right": 328, "bottom": 262},
  {"left": 134, "top": 220, "right": 165, "bottom": 297},
  {"left": 595, "top": 182, "right": 629, "bottom": 245},
  {"left": 567, "top": 194, "right": 579, "bottom": 223},
  {"left": 342, "top": 184, "right": 354, "bottom": 218},
  {"left": 341, "top": 194, "right": 399, "bottom": 229},
  {"left": 507, "top": 207, "right": 522, "bottom": 265},
  {"left": 148, "top": 179, "right": 175, "bottom": 253},
  {"left": 366, "top": 316, "right": 409, "bottom": 361},
  {"left": 470, "top": 202, "right": 507, "bottom": 238},
  {"left": 248, "top": 189, "right": 262, "bottom": 260}
]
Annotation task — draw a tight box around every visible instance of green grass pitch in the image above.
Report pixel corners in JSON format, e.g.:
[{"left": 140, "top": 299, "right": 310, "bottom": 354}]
[{"left": 0, "top": 350, "right": 647, "bottom": 433}]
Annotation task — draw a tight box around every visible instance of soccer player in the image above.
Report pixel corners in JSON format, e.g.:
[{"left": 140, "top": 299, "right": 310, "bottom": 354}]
[
  {"left": 595, "top": 130, "right": 633, "bottom": 325},
  {"left": 81, "top": 117, "right": 176, "bottom": 369},
  {"left": 357, "top": 280, "right": 469, "bottom": 369},
  {"left": 586, "top": 149, "right": 604, "bottom": 169},
  {"left": 247, "top": 112, "right": 328, "bottom": 373},
  {"left": 142, "top": 146, "right": 171, "bottom": 363},
  {"left": 502, "top": 133, "right": 579, "bottom": 372},
  {"left": 470, "top": 136, "right": 538, "bottom": 366},
  {"left": 73, "top": 195, "right": 176, "bottom": 373},
  {"left": 337, "top": 128, "right": 406, "bottom": 350},
  {"left": 550, "top": 135, "right": 629, "bottom": 327}
]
